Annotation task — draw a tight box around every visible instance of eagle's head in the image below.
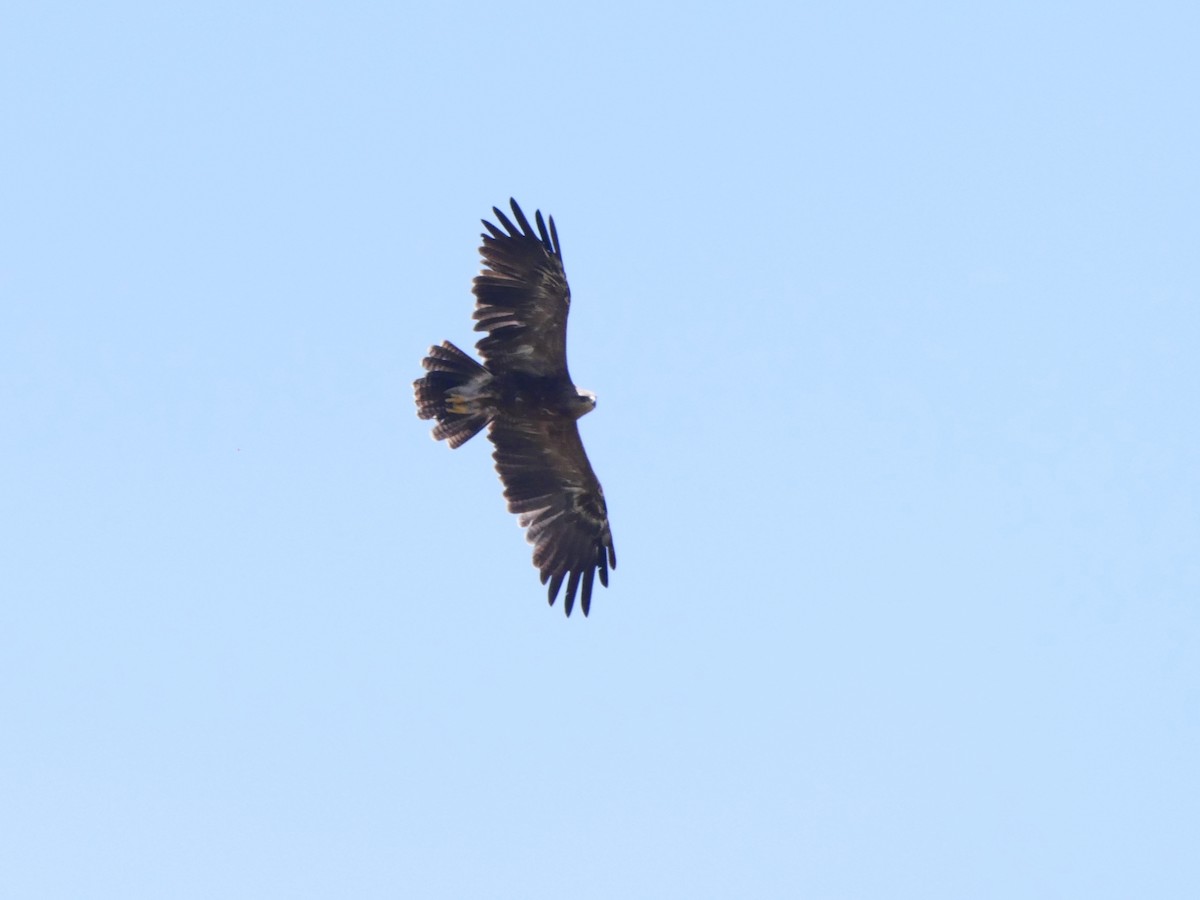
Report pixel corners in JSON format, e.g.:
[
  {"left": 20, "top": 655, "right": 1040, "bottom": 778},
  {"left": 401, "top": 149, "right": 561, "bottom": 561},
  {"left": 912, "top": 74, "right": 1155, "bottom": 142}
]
[{"left": 571, "top": 388, "right": 597, "bottom": 419}]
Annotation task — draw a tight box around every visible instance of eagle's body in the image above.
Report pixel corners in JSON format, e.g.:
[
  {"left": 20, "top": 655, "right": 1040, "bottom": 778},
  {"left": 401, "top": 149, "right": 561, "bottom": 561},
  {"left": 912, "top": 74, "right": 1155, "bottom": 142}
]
[{"left": 413, "top": 200, "right": 616, "bottom": 616}]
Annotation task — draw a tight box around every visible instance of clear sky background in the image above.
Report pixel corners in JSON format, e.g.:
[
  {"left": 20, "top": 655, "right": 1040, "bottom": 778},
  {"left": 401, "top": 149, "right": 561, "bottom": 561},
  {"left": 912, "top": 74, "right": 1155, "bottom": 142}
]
[{"left": 2, "top": 2, "right": 1197, "bottom": 897}]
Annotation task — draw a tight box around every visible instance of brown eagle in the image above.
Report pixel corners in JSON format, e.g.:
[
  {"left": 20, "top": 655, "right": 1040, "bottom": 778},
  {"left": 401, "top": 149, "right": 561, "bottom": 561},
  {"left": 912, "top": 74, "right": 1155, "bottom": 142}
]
[{"left": 413, "top": 199, "right": 616, "bottom": 616}]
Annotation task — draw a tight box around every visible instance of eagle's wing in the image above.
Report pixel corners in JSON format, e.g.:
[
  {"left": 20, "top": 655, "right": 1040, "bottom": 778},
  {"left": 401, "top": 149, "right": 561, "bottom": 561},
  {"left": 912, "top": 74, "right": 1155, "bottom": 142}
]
[
  {"left": 489, "top": 417, "right": 616, "bottom": 616},
  {"left": 472, "top": 199, "right": 570, "bottom": 377}
]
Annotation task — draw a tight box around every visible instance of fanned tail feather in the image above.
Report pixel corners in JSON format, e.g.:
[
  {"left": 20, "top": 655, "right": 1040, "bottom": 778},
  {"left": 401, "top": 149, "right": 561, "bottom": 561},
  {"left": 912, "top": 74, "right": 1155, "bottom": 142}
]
[{"left": 413, "top": 341, "right": 493, "bottom": 448}]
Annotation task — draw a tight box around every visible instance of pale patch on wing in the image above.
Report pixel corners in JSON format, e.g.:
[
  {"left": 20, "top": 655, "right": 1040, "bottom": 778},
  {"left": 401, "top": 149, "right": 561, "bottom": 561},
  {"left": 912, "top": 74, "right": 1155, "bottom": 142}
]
[{"left": 521, "top": 506, "right": 568, "bottom": 540}]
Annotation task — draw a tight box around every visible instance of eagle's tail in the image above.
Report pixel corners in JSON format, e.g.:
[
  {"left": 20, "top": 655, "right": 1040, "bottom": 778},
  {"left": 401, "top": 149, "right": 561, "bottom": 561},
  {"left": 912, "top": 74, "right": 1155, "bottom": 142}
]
[{"left": 414, "top": 341, "right": 494, "bottom": 448}]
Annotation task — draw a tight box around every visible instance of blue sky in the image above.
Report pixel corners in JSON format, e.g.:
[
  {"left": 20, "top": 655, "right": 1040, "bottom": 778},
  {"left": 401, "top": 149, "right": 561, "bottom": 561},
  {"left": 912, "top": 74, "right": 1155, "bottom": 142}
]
[{"left": 2, "top": 2, "right": 1198, "bottom": 897}]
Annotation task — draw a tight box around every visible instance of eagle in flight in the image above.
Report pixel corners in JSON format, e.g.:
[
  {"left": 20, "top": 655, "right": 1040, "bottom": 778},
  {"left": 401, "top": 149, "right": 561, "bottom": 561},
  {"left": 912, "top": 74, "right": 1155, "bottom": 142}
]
[{"left": 413, "top": 199, "right": 616, "bottom": 616}]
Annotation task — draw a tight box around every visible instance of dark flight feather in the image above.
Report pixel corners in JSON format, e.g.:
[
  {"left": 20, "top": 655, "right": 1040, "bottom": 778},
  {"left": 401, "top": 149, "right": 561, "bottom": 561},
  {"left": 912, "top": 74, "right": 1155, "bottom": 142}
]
[
  {"left": 472, "top": 201, "right": 572, "bottom": 377},
  {"left": 489, "top": 417, "right": 615, "bottom": 616}
]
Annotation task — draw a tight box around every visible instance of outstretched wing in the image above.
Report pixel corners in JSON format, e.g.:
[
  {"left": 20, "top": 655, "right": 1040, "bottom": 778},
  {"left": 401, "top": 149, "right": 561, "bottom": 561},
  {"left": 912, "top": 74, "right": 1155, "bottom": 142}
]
[
  {"left": 489, "top": 418, "right": 616, "bottom": 616},
  {"left": 472, "top": 198, "right": 571, "bottom": 377}
]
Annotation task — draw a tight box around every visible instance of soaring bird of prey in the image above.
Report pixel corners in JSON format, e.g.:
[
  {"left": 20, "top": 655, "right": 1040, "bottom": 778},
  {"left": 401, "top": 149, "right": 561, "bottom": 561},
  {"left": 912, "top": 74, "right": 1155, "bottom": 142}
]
[{"left": 413, "top": 199, "right": 616, "bottom": 616}]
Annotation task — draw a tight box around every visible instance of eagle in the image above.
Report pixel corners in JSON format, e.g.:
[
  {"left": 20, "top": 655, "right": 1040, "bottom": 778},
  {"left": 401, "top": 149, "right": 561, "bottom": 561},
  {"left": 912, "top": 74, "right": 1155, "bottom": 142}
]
[{"left": 413, "top": 199, "right": 616, "bottom": 616}]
